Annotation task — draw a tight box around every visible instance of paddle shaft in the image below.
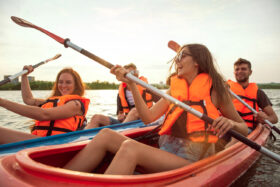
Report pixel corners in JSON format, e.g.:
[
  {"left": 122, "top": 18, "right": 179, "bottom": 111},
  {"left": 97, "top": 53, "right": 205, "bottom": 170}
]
[
  {"left": 168, "top": 40, "right": 280, "bottom": 136},
  {"left": 12, "top": 17, "right": 280, "bottom": 163},
  {"left": 65, "top": 39, "right": 113, "bottom": 69},
  {"left": 0, "top": 60, "right": 48, "bottom": 86}
]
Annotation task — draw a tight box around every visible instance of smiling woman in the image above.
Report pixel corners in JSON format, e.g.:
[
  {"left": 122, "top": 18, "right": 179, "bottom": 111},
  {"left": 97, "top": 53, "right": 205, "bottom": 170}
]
[
  {"left": 0, "top": 67, "right": 90, "bottom": 144},
  {"left": 62, "top": 43, "right": 248, "bottom": 175}
]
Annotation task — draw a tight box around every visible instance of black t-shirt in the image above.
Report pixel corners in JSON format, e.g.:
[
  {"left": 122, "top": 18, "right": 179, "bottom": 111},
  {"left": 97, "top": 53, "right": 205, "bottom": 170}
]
[{"left": 257, "top": 89, "right": 272, "bottom": 109}]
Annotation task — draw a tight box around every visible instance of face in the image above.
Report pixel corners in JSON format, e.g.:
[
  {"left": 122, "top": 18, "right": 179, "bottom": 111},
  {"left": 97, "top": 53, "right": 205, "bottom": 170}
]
[
  {"left": 58, "top": 72, "right": 75, "bottom": 96},
  {"left": 175, "top": 47, "right": 198, "bottom": 78},
  {"left": 234, "top": 63, "right": 252, "bottom": 83}
]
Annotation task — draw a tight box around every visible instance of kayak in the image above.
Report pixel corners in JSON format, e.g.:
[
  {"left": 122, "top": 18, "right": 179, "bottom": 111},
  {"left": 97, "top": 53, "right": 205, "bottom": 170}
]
[
  {"left": 0, "top": 124, "right": 271, "bottom": 186},
  {"left": 0, "top": 119, "right": 161, "bottom": 156}
]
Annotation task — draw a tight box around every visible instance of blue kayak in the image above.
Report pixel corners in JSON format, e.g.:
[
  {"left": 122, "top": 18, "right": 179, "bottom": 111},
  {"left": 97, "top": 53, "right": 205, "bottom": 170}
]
[{"left": 0, "top": 120, "right": 159, "bottom": 156}]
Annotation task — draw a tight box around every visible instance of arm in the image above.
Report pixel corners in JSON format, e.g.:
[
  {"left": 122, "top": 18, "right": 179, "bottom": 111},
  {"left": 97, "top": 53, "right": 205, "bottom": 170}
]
[
  {"left": 116, "top": 94, "right": 126, "bottom": 121},
  {"left": 116, "top": 94, "right": 124, "bottom": 115},
  {"left": 0, "top": 98, "right": 83, "bottom": 121},
  {"left": 255, "top": 105, "right": 278, "bottom": 124},
  {"left": 21, "top": 66, "right": 45, "bottom": 106},
  {"left": 111, "top": 65, "right": 169, "bottom": 124},
  {"left": 255, "top": 89, "right": 278, "bottom": 124},
  {"left": 147, "top": 90, "right": 161, "bottom": 102},
  {"left": 128, "top": 83, "right": 169, "bottom": 124},
  {"left": 210, "top": 89, "right": 248, "bottom": 138}
]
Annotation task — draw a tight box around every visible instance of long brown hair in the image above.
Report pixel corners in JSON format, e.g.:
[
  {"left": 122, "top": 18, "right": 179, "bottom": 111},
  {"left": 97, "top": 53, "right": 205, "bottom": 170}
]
[
  {"left": 51, "top": 68, "right": 85, "bottom": 97},
  {"left": 169, "top": 44, "right": 230, "bottom": 104}
]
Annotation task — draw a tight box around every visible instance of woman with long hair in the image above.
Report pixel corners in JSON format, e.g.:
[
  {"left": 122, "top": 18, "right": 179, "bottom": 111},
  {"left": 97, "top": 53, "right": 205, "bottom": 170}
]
[
  {"left": 63, "top": 44, "right": 248, "bottom": 175},
  {"left": 0, "top": 67, "right": 90, "bottom": 144}
]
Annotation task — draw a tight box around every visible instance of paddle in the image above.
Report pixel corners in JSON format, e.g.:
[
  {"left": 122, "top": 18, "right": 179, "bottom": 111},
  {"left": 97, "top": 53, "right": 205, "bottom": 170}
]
[
  {"left": 11, "top": 16, "right": 280, "bottom": 163},
  {"left": 0, "top": 54, "right": 61, "bottom": 86},
  {"left": 168, "top": 40, "right": 280, "bottom": 136}
]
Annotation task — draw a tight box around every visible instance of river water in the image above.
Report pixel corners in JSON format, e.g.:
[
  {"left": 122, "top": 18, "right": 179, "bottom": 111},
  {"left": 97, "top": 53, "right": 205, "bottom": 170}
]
[{"left": 0, "top": 89, "right": 279, "bottom": 186}]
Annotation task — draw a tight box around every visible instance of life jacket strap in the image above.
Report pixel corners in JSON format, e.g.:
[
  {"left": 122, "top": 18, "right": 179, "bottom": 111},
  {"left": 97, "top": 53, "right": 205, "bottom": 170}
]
[
  {"left": 238, "top": 111, "right": 254, "bottom": 117},
  {"left": 45, "top": 99, "right": 59, "bottom": 136},
  {"left": 238, "top": 95, "right": 257, "bottom": 103},
  {"left": 32, "top": 126, "right": 73, "bottom": 134},
  {"left": 184, "top": 100, "right": 209, "bottom": 130}
]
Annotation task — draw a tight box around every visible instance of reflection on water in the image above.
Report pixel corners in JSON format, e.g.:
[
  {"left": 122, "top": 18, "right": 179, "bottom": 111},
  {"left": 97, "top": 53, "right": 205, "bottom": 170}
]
[{"left": 0, "top": 89, "right": 280, "bottom": 186}]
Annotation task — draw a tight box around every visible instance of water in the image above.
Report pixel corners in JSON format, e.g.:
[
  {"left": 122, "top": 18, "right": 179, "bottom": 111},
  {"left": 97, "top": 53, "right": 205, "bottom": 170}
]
[
  {"left": 0, "top": 89, "right": 280, "bottom": 186},
  {"left": 231, "top": 89, "right": 280, "bottom": 187}
]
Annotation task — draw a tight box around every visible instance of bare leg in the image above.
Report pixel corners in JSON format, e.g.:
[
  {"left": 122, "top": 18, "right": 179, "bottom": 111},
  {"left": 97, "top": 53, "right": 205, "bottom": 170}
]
[
  {"left": 64, "top": 128, "right": 190, "bottom": 174},
  {"left": 85, "top": 114, "right": 111, "bottom": 129},
  {"left": 63, "top": 128, "right": 129, "bottom": 172},
  {"left": 105, "top": 139, "right": 190, "bottom": 175},
  {"left": 123, "top": 108, "right": 139, "bottom": 123},
  {"left": 0, "top": 126, "right": 38, "bottom": 144}
]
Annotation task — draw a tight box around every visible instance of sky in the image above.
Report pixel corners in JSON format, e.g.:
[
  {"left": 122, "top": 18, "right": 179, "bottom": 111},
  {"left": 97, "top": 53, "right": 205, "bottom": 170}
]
[{"left": 0, "top": 0, "right": 280, "bottom": 84}]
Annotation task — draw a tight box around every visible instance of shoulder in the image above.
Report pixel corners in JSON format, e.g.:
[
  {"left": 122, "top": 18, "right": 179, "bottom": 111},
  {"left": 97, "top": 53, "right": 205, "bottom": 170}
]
[
  {"left": 66, "top": 99, "right": 85, "bottom": 115},
  {"left": 65, "top": 99, "right": 82, "bottom": 107},
  {"left": 257, "top": 89, "right": 272, "bottom": 108},
  {"left": 257, "top": 89, "right": 267, "bottom": 96},
  {"left": 257, "top": 89, "right": 270, "bottom": 101}
]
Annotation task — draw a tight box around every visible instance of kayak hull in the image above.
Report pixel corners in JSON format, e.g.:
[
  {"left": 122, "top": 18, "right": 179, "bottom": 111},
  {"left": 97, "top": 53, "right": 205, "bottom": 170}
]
[
  {"left": 0, "top": 119, "right": 158, "bottom": 156},
  {"left": 0, "top": 124, "right": 271, "bottom": 186}
]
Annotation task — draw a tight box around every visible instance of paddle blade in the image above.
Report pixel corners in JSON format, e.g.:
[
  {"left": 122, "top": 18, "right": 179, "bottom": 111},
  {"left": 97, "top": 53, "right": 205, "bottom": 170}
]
[
  {"left": 11, "top": 16, "right": 36, "bottom": 28},
  {"left": 11, "top": 16, "right": 65, "bottom": 45},
  {"left": 168, "top": 40, "right": 181, "bottom": 52},
  {"left": 46, "top": 54, "right": 62, "bottom": 62}
]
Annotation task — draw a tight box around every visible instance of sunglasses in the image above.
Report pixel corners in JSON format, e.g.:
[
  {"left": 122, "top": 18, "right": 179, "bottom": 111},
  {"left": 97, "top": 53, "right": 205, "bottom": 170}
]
[{"left": 176, "top": 51, "right": 192, "bottom": 62}]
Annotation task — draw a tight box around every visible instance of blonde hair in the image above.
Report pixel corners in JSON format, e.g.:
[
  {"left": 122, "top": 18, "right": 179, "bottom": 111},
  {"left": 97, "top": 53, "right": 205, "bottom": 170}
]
[{"left": 124, "top": 63, "right": 137, "bottom": 70}]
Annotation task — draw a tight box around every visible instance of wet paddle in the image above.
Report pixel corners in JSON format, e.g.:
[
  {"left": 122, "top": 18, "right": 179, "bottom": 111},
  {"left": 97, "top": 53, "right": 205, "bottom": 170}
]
[
  {"left": 11, "top": 16, "right": 280, "bottom": 163},
  {"left": 0, "top": 54, "right": 61, "bottom": 86},
  {"left": 168, "top": 40, "right": 280, "bottom": 136}
]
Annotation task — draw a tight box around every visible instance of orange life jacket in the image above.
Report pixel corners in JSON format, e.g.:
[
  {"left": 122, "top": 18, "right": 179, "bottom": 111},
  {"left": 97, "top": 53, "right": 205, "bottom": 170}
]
[
  {"left": 159, "top": 73, "right": 220, "bottom": 143},
  {"left": 119, "top": 76, "right": 153, "bottom": 114},
  {"left": 227, "top": 80, "right": 259, "bottom": 128},
  {"left": 32, "top": 95, "right": 90, "bottom": 137}
]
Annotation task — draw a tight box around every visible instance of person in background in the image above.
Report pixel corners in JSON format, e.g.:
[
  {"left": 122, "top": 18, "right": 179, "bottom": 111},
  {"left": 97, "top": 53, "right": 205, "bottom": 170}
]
[
  {"left": 63, "top": 44, "right": 247, "bottom": 175},
  {"left": 227, "top": 58, "right": 278, "bottom": 133},
  {"left": 0, "top": 66, "right": 90, "bottom": 144},
  {"left": 85, "top": 63, "right": 160, "bottom": 129}
]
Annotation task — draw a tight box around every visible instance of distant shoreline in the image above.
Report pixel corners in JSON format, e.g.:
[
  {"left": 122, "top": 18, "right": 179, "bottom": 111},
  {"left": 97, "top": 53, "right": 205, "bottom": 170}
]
[
  {"left": 0, "top": 81, "right": 169, "bottom": 90},
  {"left": 0, "top": 81, "right": 279, "bottom": 90}
]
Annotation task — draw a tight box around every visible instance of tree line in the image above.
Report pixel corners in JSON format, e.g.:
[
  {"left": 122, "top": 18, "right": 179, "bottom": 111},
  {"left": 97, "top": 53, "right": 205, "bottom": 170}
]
[
  {"left": 0, "top": 80, "right": 170, "bottom": 90},
  {"left": 0, "top": 81, "right": 279, "bottom": 90}
]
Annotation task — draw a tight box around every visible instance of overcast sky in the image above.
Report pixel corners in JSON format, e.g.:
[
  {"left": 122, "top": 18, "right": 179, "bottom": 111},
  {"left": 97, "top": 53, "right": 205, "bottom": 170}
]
[{"left": 0, "top": 0, "right": 279, "bottom": 84}]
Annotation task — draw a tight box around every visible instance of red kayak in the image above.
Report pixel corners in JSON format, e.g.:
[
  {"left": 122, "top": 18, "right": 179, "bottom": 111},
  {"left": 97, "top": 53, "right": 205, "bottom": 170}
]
[{"left": 0, "top": 124, "right": 271, "bottom": 187}]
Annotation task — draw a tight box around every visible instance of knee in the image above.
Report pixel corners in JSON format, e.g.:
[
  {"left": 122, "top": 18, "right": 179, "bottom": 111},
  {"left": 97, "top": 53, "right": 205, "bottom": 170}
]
[
  {"left": 128, "top": 108, "right": 139, "bottom": 118},
  {"left": 91, "top": 114, "right": 104, "bottom": 122},
  {"left": 86, "top": 114, "right": 109, "bottom": 129},
  {"left": 98, "top": 128, "right": 114, "bottom": 137},
  {"left": 117, "top": 140, "right": 138, "bottom": 158},
  {"left": 89, "top": 128, "right": 115, "bottom": 146}
]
